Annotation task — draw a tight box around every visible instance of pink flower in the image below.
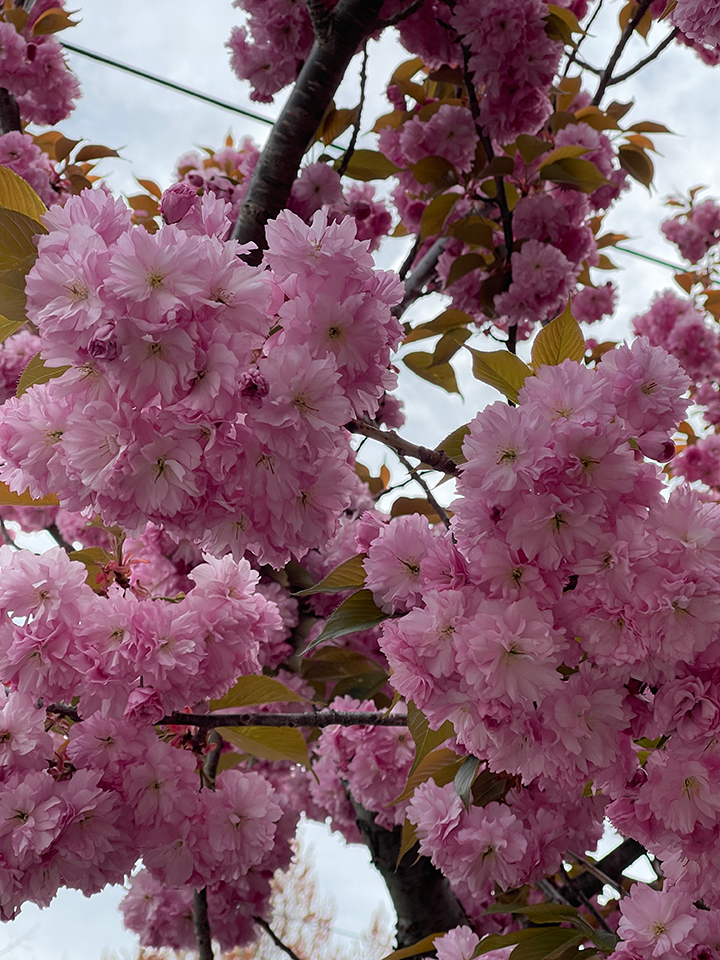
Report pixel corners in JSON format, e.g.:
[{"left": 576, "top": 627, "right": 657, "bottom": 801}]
[{"left": 617, "top": 884, "right": 698, "bottom": 959}]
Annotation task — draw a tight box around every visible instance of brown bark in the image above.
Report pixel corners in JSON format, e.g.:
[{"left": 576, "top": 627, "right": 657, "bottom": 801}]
[
  {"left": 0, "top": 88, "right": 22, "bottom": 135},
  {"left": 231, "top": 0, "right": 387, "bottom": 259}
]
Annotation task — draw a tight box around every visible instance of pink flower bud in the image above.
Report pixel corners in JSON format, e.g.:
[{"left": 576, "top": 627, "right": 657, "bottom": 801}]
[{"left": 160, "top": 182, "right": 199, "bottom": 224}]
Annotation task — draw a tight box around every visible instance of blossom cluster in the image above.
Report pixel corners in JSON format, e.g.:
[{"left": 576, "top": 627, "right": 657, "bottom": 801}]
[
  {"left": 0, "top": 187, "right": 403, "bottom": 566},
  {"left": 662, "top": 197, "right": 720, "bottom": 263},
  {"left": 0, "top": 132, "right": 69, "bottom": 209},
  {"left": 0, "top": 545, "right": 295, "bottom": 925},
  {"left": 0, "top": 2, "right": 80, "bottom": 125}
]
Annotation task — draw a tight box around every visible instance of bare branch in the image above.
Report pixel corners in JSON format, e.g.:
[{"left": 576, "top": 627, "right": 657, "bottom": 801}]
[
  {"left": 337, "top": 42, "right": 368, "bottom": 177},
  {"left": 231, "top": 0, "right": 386, "bottom": 258},
  {"left": 392, "top": 235, "right": 449, "bottom": 319},
  {"left": 560, "top": 838, "right": 645, "bottom": 904},
  {"left": 609, "top": 27, "right": 679, "bottom": 85},
  {"left": 347, "top": 419, "right": 460, "bottom": 475},
  {"left": 161, "top": 710, "right": 409, "bottom": 729},
  {"left": 395, "top": 451, "right": 452, "bottom": 529},
  {"left": 254, "top": 916, "right": 306, "bottom": 960},
  {"left": 562, "top": 0, "right": 605, "bottom": 77},
  {"left": 46, "top": 523, "right": 74, "bottom": 554},
  {"left": 194, "top": 888, "right": 214, "bottom": 960},
  {"left": 591, "top": 0, "right": 654, "bottom": 106}
]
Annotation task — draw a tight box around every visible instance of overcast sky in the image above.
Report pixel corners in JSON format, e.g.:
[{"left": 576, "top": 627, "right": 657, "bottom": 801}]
[{"left": 2, "top": 2, "right": 720, "bottom": 957}]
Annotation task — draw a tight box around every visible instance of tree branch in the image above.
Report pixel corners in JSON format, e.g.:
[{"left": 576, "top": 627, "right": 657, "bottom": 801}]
[
  {"left": 161, "top": 710, "right": 409, "bottom": 729},
  {"left": 591, "top": 0, "right": 654, "bottom": 106},
  {"left": 0, "top": 88, "right": 21, "bottom": 135},
  {"left": 305, "top": 0, "right": 333, "bottom": 43},
  {"left": 194, "top": 888, "right": 214, "bottom": 960},
  {"left": 337, "top": 42, "right": 368, "bottom": 178},
  {"left": 395, "top": 451, "right": 451, "bottom": 529},
  {"left": 378, "top": 0, "right": 426, "bottom": 29},
  {"left": 254, "top": 916, "right": 306, "bottom": 960},
  {"left": 608, "top": 27, "right": 679, "bottom": 85},
  {"left": 349, "top": 797, "right": 468, "bottom": 948},
  {"left": 559, "top": 838, "right": 646, "bottom": 905},
  {"left": 231, "top": 0, "right": 387, "bottom": 258},
  {"left": 46, "top": 523, "right": 74, "bottom": 554},
  {"left": 392, "top": 235, "right": 449, "bottom": 319},
  {"left": 347, "top": 419, "right": 460, "bottom": 475}
]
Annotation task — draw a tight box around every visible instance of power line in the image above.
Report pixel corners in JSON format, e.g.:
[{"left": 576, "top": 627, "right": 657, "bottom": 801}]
[
  {"left": 614, "top": 245, "right": 690, "bottom": 273},
  {"left": 59, "top": 40, "right": 276, "bottom": 127}
]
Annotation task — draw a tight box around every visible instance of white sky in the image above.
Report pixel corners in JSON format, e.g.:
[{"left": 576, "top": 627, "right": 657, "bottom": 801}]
[{"left": 4, "top": 1, "right": 720, "bottom": 956}]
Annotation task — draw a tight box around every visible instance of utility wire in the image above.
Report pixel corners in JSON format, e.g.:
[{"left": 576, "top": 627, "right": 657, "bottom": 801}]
[
  {"left": 59, "top": 40, "right": 276, "bottom": 127},
  {"left": 614, "top": 245, "right": 690, "bottom": 273}
]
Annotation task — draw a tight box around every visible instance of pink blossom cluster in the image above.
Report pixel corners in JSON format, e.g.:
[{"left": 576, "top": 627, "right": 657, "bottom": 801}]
[
  {"left": 408, "top": 779, "right": 603, "bottom": 899},
  {"left": 366, "top": 341, "right": 720, "bottom": 903},
  {"left": 0, "top": 3, "right": 80, "bottom": 125},
  {"left": 0, "top": 133, "right": 69, "bottom": 208},
  {"left": 611, "top": 883, "right": 720, "bottom": 960},
  {"left": 672, "top": 0, "right": 720, "bottom": 48},
  {"left": 0, "top": 544, "right": 296, "bottom": 924},
  {"left": 451, "top": 0, "right": 563, "bottom": 142},
  {"left": 175, "top": 137, "right": 261, "bottom": 224},
  {"left": 0, "top": 187, "right": 402, "bottom": 566},
  {"left": 662, "top": 197, "right": 720, "bottom": 262},
  {"left": 226, "top": 0, "right": 316, "bottom": 103},
  {"left": 633, "top": 290, "right": 720, "bottom": 382}
]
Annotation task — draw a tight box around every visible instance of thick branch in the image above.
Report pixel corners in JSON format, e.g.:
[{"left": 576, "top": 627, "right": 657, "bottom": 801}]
[
  {"left": 161, "top": 710, "right": 409, "bottom": 729},
  {"left": 608, "top": 27, "right": 679, "bottom": 86},
  {"left": 392, "top": 236, "right": 449, "bottom": 319},
  {"left": 378, "top": 0, "right": 426, "bottom": 29},
  {"left": 347, "top": 419, "right": 460, "bottom": 475},
  {"left": 231, "top": 0, "right": 386, "bottom": 257},
  {"left": 194, "top": 888, "right": 214, "bottom": 960},
  {"left": 305, "top": 0, "right": 332, "bottom": 42},
  {"left": 591, "top": 0, "right": 654, "bottom": 106},
  {"left": 350, "top": 798, "right": 468, "bottom": 949},
  {"left": 0, "top": 88, "right": 21, "bottom": 134}
]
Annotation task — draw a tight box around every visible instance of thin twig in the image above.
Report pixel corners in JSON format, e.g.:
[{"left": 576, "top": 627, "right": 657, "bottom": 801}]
[
  {"left": 161, "top": 711, "right": 409, "bottom": 728},
  {"left": 337, "top": 42, "right": 368, "bottom": 177},
  {"left": 396, "top": 452, "right": 452, "bottom": 529},
  {"left": 591, "top": 0, "right": 654, "bottom": 106},
  {"left": 46, "top": 523, "right": 74, "bottom": 554},
  {"left": 0, "top": 518, "right": 19, "bottom": 550},
  {"left": 569, "top": 57, "right": 603, "bottom": 76},
  {"left": 562, "top": 0, "right": 605, "bottom": 76},
  {"left": 305, "top": 0, "right": 333, "bottom": 43},
  {"left": 398, "top": 233, "right": 422, "bottom": 282},
  {"left": 378, "top": 0, "right": 426, "bottom": 29},
  {"left": 566, "top": 849, "right": 624, "bottom": 895},
  {"left": 559, "top": 864, "right": 614, "bottom": 933},
  {"left": 346, "top": 419, "right": 460, "bottom": 475},
  {"left": 254, "top": 916, "right": 306, "bottom": 960},
  {"left": 194, "top": 888, "right": 214, "bottom": 960},
  {"left": 609, "top": 27, "right": 679, "bottom": 85}
]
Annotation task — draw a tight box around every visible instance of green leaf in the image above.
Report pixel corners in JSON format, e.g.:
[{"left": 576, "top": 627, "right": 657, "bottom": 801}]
[
  {"left": 210, "top": 675, "right": 311, "bottom": 711},
  {"left": 515, "top": 135, "right": 552, "bottom": 164},
  {"left": 618, "top": 144, "right": 654, "bottom": 188},
  {"left": 403, "top": 351, "right": 460, "bottom": 395},
  {"left": 487, "top": 904, "right": 579, "bottom": 924},
  {"left": 538, "top": 145, "right": 589, "bottom": 166},
  {"left": 396, "top": 817, "right": 419, "bottom": 868},
  {"left": 454, "top": 755, "right": 480, "bottom": 810},
  {"left": 466, "top": 347, "right": 532, "bottom": 403},
  {"left": 404, "top": 308, "right": 473, "bottom": 345},
  {"left": 531, "top": 302, "right": 585, "bottom": 368},
  {"left": 0, "top": 317, "right": 24, "bottom": 342},
  {"left": 220, "top": 726, "right": 311, "bottom": 769},
  {"left": 392, "top": 746, "right": 465, "bottom": 804},
  {"left": 407, "top": 701, "right": 454, "bottom": 776},
  {"left": 0, "top": 166, "right": 47, "bottom": 222},
  {"left": 420, "top": 191, "right": 459, "bottom": 239},
  {"left": 450, "top": 216, "right": 496, "bottom": 249},
  {"left": 431, "top": 327, "right": 471, "bottom": 366},
  {"left": 0, "top": 209, "right": 46, "bottom": 270},
  {"left": 446, "top": 252, "right": 486, "bottom": 287},
  {"left": 412, "top": 156, "right": 456, "bottom": 186},
  {"left": 31, "top": 7, "right": 80, "bottom": 34},
  {"left": 0, "top": 481, "right": 58, "bottom": 507},
  {"left": 17, "top": 353, "right": 69, "bottom": 396},
  {"left": 301, "top": 589, "right": 388, "bottom": 654},
  {"left": 337, "top": 149, "right": 400, "bottom": 181},
  {"left": 510, "top": 929, "right": 585, "bottom": 960},
  {"left": 435, "top": 423, "right": 470, "bottom": 465},
  {"left": 74, "top": 144, "right": 120, "bottom": 162},
  {"left": 294, "top": 553, "right": 368, "bottom": 596},
  {"left": 0, "top": 267, "right": 28, "bottom": 326},
  {"left": 381, "top": 932, "right": 445, "bottom": 960},
  {"left": 539, "top": 157, "right": 609, "bottom": 193},
  {"left": 471, "top": 768, "right": 511, "bottom": 807}
]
